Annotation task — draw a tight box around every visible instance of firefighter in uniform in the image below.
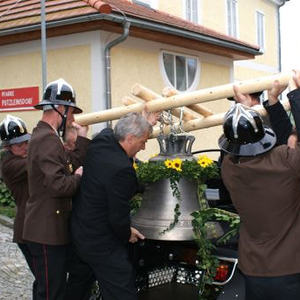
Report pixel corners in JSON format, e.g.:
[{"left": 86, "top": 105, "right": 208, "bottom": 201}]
[
  {"left": 219, "top": 72, "right": 300, "bottom": 299},
  {"left": 23, "top": 78, "right": 93, "bottom": 300},
  {"left": 0, "top": 115, "right": 37, "bottom": 299}
]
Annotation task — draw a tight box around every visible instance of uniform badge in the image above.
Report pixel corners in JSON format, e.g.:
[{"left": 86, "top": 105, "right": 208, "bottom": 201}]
[{"left": 68, "top": 163, "right": 73, "bottom": 173}]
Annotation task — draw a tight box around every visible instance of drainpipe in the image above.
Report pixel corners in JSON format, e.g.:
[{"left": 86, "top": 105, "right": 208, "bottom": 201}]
[
  {"left": 104, "top": 19, "right": 131, "bottom": 128},
  {"left": 277, "top": 0, "right": 289, "bottom": 72},
  {"left": 41, "top": 0, "right": 47, "bottom": 90}
]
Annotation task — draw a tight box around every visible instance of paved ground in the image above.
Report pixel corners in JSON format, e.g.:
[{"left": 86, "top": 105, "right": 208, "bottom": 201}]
[{"left": 0, "top": 222, "right": 33, "bottom": 299}]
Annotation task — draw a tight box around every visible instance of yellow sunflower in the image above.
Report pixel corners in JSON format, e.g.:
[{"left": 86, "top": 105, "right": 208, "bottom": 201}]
[
  {"left": 197, "top": 155, "right": 213, "bottom": 168},
  {"left": 172, "top": 158, "right": 182, "bottom": 172},
  {"left": 164, "top": 159, "right": 173, "bottom": 169},
  {"left": 198, "top": 160, "right": 209, "bottom": 168}
]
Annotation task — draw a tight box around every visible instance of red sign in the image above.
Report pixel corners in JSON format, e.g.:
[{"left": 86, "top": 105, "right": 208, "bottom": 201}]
[{"left": 0, "top": 86, "right": 39, "bottom": 112}]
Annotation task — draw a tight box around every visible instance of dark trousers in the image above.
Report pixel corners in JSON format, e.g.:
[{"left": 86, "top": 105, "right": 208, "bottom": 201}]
[
  {"left": 243, "top": 272, "right": 300, "bottom": 300},
  {"left": 18, "top": 243, "right": 38, "bottom": 300},
  {"left": 27, "top": 241, "right": 94, "bottom": 300},
  {"left": 77, "top": 245, "right": 137, "bottom": 300},
  {"left": 65, "top": 245, "right": 95, "bottom": 300}
]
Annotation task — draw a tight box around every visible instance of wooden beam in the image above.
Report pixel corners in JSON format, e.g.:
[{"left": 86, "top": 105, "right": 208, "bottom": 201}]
[
  {"left": 131, "top": 84, "right": 197, "bottom": 121},
  {"left": 145, "top": 72, "right": 292, "bottom": 113},
  {"left": 150, "top": 99, "right": 291, "bottom": 138},
  {"left": 75, "top": 102, "right": 145, "bottom": 126},
  {"left": 161, "top": 87, "right": 213, "bottom": 117},
  {"left": 122, "top": 96, "right": 141, "bottom": 106},
  {"left": 75, "top": 72, "right": 291, "bottom": 125}
]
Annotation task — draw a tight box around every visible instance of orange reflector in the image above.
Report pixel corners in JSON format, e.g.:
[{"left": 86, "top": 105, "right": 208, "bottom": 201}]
[{"left": 214, "top": 264, "right": 229, "bottom": 282}]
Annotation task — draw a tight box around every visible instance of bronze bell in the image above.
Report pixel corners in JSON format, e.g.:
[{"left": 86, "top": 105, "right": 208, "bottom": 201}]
[
  {"left": 132, "top": 134, "right": 223, "bottom": 241},
  {"left": 150, "top": 134, "right": 196, "bottom": 162}
]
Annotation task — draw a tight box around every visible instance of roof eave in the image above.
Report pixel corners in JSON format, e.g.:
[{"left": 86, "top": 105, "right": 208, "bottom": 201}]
[{"left": 0, "top": 12, "right": 261, "bottom": 57}]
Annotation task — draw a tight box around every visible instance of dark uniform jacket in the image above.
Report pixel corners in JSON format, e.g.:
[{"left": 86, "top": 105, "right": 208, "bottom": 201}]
[
  {"left": 263, "top": 100, "right": 293, "bottom": 145},
  {"left": 71, "top": 128, "right": 137, "bottom": 255},
  {"left": 23, "top": 121, "right": 89, "bottom": 245},
  {"left": 222, "top": 146, "right": 300, "bottom": 276},
  {"left": 221, "top": 90, "right": 300, "bottom": 277},
  {"left": 1, "top": 152, "right": 28, "bottom": 243}
]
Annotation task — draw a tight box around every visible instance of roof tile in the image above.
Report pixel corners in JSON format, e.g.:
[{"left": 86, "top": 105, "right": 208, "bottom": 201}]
[
  {"left": 85, "top": 0, "right": 112, "bottom": 13},
  {"left": 0, "top": 1, "right": 89, "bottom": 22},
  {"left": 0, "top": 0, "right": 259, "bottom": 51}
]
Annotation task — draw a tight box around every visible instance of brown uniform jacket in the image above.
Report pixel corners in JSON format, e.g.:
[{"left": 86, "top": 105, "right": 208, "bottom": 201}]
[
  {"left": 23, "top": 121, "right": 89, "bottom": 245},
  {"left": 222, "top": 145, "right": 300, "bottom": 276},
  {"left": 1, "top": 151, "right": 28, "bottom": 243}
]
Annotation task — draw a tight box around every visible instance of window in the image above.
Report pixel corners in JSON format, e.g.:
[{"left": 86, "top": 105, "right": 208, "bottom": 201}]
[
  {"left": 185, "top": 0, "right": 199, "bottom": 23},
  {"left": 256, "top": 11, "right": 265, "bottom": 50},
  {"left": 161, "top": 52, "right": 198, "bottom": 91},
  {"left": 226, "top": 0, "right": 238, "bottom": 37}
]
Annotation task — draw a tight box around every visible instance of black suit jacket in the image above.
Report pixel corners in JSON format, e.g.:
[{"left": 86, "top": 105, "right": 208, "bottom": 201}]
[
  {"left": 71, "top": 128, "right": 137, "bottom": 255},
  {"left": 288, "top": 88, "right": 300, "bottom": 138},
  {"left": 263, "top": 100, "right": 292, "bottom": 145}
]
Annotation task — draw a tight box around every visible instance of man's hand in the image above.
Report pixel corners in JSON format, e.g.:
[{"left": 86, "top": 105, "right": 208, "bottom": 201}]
[
  {"left": 267, "top": 80, "right": 287, "bottom": 105},
  {"left": 289, "top": 70, "right": 300, "bottom": 91},
  {"left": 72, "top": 122, "right": 89, "bottom": 137},
  {"left": 74, "top": 166, "right": 83, "bottom": 176},
  {"left": 142, "top": 108, "right": 161, "bottom": 126},
  {"left": 129, "top": 227, "right": 145, "bottom": 243},
  {"left": 232, "top": 85, "right": 252, "bottom": 107},
  {"left": 287, "top": 132, "right": 298, "bottom": 149}
]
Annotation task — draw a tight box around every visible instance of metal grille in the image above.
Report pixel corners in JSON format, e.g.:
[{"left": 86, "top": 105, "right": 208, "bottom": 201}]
[
  {"left": 148, "top": 266, "right": 176, "bottom": 287},
  {"left": 137, "top": 263, "right": 203, "bottom": 291}
]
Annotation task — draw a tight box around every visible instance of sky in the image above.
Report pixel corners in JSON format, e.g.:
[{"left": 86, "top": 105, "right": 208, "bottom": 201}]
[{"left": 280, "top": 1, "right": 300, "bottom": 71}]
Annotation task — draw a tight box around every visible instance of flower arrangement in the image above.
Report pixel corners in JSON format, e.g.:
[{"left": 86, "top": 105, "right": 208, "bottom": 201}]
[
  {"left": 133, "top": 154, "right": 240, "bottom": 298},
  {"left": 192, "top": 206, "right": 240, "bottom": 298},
  {"left": 134, "top": 155, "right": 219, "bottom": 233},
  {"left": 135, "top": 155, "right": 219, "bottom": 198}
]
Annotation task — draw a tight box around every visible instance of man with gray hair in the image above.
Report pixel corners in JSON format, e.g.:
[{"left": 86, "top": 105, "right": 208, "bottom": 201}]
[{"left": 71, "top": 112, "right": 155, "bottom": 300}]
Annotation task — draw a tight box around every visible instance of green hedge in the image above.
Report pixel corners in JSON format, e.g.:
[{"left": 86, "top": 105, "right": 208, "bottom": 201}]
[
  {"left": 0, "top": 180, "right": 15, "bottom": 208},
  {"left": 0, "top": 205, "right": 16, "bottom": 219},
  {"left": 0, "top": 179, "right": 16, "bottom": 218}
]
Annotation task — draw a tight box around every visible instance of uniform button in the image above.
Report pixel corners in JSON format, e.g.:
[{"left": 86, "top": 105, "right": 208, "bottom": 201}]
[{"left": 56, "top": 210, "right": 60, "bottom": 214}]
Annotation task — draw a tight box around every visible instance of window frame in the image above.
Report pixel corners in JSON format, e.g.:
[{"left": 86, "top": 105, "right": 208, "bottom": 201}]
[
  {"left": 256, "top": 10, "right": 265, "bottom": 52},
  {"left": 226, "top": 0, "right": 239, "bottom": 38},
  {"left": 183, "top": 0, "right": 200, "bottom": 24},
  {"left": 160, "top": 50, "right": 200, "bottom": 92}
]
